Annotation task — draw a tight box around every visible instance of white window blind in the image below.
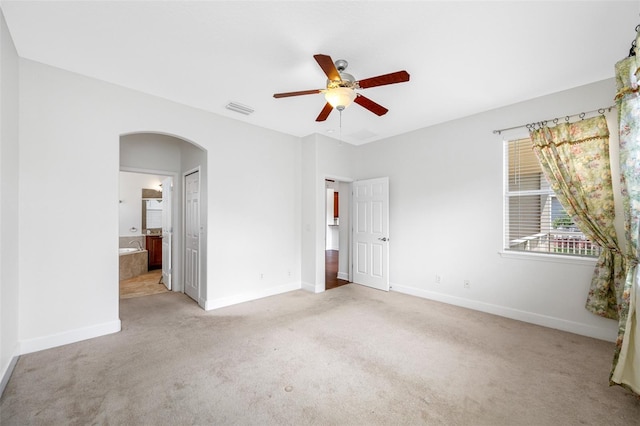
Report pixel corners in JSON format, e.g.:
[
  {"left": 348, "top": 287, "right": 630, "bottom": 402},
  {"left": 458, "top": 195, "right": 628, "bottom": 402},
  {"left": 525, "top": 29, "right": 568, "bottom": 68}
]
[
  {"left": 145, "top": 199, "right": 163, "bottom": 229},
  {"left": 504, "top": 137, "right": 600, "bottom": 257}
]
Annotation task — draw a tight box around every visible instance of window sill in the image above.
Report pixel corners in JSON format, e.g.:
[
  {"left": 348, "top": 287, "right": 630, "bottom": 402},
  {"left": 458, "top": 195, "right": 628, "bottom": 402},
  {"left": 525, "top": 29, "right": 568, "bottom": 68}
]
[{"left": 498, "top": 250, "right": 598, "bottom": 266}]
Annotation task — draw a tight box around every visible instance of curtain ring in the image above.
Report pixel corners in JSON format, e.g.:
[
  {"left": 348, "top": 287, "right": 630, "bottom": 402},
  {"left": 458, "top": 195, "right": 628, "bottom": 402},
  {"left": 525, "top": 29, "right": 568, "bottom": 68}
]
[
  {"left": 579, "top": 112, "right": 586, "bottom": 120},
  {"left": 598, "top": 108, "right": 605, "bottom": 115},
  {"left": 553, "top": 118, "right": 559, "bottom": 125},
  {"left": 565, "top": 116, "right": 570, "bottom": 122}
]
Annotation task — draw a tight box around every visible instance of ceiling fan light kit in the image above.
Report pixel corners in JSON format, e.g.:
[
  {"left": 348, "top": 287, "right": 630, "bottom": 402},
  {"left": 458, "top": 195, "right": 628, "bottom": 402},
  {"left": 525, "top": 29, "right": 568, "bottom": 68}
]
[
  {"left": 273, "top": 54, "right": 410, "bottom": 122},
  {"left": 325, "top": 87, "right": 356, "bottom": 110}
]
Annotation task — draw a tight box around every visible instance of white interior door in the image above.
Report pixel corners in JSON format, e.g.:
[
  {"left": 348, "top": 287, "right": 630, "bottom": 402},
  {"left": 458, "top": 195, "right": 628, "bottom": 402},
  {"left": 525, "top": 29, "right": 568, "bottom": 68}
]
[
  {"left": 352, "top": 177, "right": 389, "bottom": 291},
  {"left": 161, "top": 176, "right": 173, "bottom": 290},
  {"left": 184, "top": 171, "right": 200, "bottom": 302}
]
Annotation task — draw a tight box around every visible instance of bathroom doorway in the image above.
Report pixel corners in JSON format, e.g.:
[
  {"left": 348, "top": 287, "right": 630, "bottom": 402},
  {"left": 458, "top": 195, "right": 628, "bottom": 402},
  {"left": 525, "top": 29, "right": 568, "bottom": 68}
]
[{"left": 119, "top": 171, "right": 174, "bottom": 298}]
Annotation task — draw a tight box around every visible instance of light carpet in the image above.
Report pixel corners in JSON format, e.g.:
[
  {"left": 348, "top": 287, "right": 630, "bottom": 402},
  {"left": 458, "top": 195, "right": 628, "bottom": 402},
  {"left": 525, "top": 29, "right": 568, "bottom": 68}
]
[{"left": 1, "top": 284, "right": 639, "bottom": 425}]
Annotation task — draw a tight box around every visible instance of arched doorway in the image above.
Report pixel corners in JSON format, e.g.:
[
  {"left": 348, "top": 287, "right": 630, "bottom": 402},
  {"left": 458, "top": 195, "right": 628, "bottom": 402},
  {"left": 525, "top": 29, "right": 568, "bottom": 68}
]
[{"left": 119, "top": 132, "right": 207, "bottom": 307}]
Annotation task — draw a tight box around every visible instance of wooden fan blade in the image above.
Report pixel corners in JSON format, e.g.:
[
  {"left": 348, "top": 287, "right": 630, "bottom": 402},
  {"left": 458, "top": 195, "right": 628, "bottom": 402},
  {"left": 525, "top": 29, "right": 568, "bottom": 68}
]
[
  {"left": 314, "top": 54, "right": 341, "bottom": 81},
  {"left": 315, "top": 102, "right": 334, "bottom": 122},
  {"left": 354, "top": 94, "right": 388, "bottom": 116},
  {"left": 357, "top": 71, "right": 410, "bottom": 89},
  {"left": 273, "top": 89, "right": 322, "bottom": 98}
]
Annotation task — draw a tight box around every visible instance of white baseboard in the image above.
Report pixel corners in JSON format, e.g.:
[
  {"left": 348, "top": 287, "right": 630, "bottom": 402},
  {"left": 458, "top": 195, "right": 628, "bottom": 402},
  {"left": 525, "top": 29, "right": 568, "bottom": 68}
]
[
  {"left": 19, "top": 320, "right": 122, "bottom": 355},
  {"left": 391, "top": 283, "right": 617, "bottom": 342},
  {"left": 301, "top": 281, "right": 317, "bottom": 293},
  {"left": 0, "top": 352, "right": 19, "bottom": 398},
  {"left": 337, "top": 272, "right": 349, "bottom": 281},
  {"left": 205, "top": 281, "right": 302, "bottom": 310}
]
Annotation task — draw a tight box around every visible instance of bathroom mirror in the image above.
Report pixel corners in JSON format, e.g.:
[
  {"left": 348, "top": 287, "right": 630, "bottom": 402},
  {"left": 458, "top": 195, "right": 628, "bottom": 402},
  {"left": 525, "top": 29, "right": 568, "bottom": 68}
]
[{"left": 141, "top": 188, "right": 162, "bottom": 234}]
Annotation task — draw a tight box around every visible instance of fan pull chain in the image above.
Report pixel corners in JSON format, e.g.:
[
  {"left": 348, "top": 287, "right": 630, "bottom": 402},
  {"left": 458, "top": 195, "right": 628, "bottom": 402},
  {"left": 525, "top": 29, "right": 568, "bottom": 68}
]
[{"left": 339, "top": 109, "right": 343, "bottom": 145}]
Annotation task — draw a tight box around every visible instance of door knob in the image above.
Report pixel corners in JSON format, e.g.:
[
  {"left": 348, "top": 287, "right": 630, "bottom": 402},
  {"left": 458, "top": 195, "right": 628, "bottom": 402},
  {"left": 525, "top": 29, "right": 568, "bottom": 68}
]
[{"left": 378, "top": 237, "right": 388, "bottom": 241}]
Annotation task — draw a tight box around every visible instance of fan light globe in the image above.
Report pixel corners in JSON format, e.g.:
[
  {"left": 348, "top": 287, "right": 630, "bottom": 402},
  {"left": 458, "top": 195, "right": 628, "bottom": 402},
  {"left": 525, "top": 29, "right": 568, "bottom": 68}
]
[{"left": 324, "top": 87, "right": 356, "bottom": 111}]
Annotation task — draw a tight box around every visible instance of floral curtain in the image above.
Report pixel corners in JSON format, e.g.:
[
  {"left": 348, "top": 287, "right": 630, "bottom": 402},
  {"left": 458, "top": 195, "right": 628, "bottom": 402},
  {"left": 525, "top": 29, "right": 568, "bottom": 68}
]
[
  {"left": 610, "top": 54, "right": 640, "bottom": 395},
  {"left": 530, "top": 116, "right": 626, "bottom": 324}
]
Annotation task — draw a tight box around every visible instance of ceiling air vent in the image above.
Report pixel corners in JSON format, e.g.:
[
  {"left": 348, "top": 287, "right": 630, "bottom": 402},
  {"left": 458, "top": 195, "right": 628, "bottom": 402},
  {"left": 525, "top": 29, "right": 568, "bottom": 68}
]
[{"left": 225, "top": 102, "right": 254, "bottom": 115}]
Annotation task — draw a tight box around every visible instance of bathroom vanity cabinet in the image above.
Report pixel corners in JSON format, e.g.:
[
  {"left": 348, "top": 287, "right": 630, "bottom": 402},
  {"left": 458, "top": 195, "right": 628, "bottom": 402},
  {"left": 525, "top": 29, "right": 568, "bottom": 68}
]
[{"left": 146, "top": 235, "right": 163, "bottom": 270}]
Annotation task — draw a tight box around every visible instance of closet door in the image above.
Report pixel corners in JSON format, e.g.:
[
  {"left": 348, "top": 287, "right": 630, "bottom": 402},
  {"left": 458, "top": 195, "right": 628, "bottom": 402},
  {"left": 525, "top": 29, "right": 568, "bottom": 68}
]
[{"left": 184, "top": 171, "right": 200, "bottom": 302}]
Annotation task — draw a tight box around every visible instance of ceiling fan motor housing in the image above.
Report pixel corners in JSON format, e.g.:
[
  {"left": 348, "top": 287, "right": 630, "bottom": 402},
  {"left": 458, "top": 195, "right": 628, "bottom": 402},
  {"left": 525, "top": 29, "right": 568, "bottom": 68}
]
[
  {"left": 326, "top": 59, "right": 356, "bottom": 90},
  {"left": 327, "top": 74, "right": 356, "bottom": 89},
  {"left": 335, "top": 59, "right": 348, "bottom": 71}
]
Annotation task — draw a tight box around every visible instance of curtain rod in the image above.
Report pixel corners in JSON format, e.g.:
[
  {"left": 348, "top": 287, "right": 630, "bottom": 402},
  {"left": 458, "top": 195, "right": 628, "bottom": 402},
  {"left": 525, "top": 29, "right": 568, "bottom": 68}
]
[{"left": 492, "top": 105, "right": 616, "bottom": 135}]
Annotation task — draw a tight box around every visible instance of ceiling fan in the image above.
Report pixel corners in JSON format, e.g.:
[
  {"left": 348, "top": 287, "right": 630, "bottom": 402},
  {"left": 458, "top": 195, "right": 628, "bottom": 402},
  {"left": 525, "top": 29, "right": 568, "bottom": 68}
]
[{"left": 273, "top": 54, "right": 410, "bottom": 122}]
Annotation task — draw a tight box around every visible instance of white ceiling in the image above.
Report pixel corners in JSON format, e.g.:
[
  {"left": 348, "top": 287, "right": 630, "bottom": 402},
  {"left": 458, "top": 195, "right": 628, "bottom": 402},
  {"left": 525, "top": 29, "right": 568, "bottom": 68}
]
[{"left": 1, "top": 1, "right": 639, "bottom": 145}]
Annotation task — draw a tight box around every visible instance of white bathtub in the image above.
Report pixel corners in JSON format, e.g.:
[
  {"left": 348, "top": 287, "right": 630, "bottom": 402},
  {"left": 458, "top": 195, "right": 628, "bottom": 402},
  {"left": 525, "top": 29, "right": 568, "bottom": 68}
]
[{"left": 119, "top": 247, "right": 140, "bottom": 255}]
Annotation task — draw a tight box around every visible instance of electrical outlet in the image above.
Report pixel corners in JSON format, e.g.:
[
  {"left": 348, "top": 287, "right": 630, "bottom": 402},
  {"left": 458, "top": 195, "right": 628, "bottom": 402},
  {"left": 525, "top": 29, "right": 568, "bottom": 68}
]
[
  {"left": 464, "top": 280, "right": 470, "bottom": 289},
  {"left": 435, "top": 274, "right": 442, "bottom": 284}
]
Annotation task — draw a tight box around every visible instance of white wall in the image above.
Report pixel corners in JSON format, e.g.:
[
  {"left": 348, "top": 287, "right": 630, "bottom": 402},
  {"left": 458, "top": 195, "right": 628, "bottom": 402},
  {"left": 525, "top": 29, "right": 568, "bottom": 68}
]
[
  {"left": 205, "top": 115, "right": 300, "bottom": 308},
  {"left": 300, "top": 134, "right": 318, "bottom": 291},
  {"left": 0, "top": 8, "right": 20, "bottom": 392},
  {"left": 354, "top": 78, "right": 619, "bottom": 341},
  {"left": 120, "top": 133, "right": 182, "bottom": 172},
  {"left": 17, "top": 59, "right": 301, "bottom": 353},
  {"left": 119, "top": 171, "right": 166, "bottom": 236}
]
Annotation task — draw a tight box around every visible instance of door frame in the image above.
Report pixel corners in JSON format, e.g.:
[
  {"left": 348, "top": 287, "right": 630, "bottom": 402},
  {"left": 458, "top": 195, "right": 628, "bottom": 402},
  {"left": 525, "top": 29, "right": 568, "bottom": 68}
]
[
  {"left": 161, "top": 176, "right": 173, "bottom": 290},
  {"left": 120, "top": 167, "right": 180, "bottom": 292},
  {"left": 322, "top": 175, "right": 353, "bottom": 291}
]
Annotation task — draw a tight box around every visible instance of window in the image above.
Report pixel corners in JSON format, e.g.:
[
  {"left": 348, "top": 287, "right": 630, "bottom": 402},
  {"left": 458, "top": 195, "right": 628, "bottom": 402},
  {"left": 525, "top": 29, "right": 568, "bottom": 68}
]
[{"left": 504, "top": 137, "right": 600, "bottom": 257}]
